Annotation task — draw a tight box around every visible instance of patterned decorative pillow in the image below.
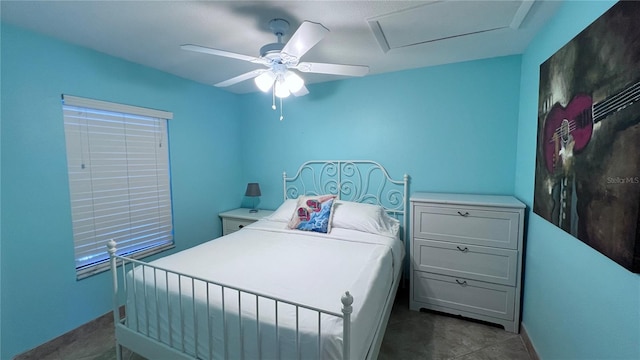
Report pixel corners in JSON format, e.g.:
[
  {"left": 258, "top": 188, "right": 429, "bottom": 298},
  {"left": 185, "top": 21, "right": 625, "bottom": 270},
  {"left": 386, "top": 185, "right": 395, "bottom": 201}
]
[{"left": 287, "top": 195, "right": 337, "bottom": 233}]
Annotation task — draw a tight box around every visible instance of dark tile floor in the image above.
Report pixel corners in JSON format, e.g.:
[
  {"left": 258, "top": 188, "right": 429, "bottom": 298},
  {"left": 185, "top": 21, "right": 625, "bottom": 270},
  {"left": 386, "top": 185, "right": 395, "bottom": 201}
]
[
  {"left": 20, "top": 288, "right": 532, "bottom": 360},
  {"left": 379, "top": 289, "right": 531, "bottom": 360}
]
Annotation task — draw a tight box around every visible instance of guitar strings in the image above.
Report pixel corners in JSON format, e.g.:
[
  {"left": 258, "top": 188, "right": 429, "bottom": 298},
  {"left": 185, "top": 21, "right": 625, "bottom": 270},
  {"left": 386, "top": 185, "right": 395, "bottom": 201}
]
[
  {"left": 594, "top": 89, "right": 639, "bottom": 115},
  {"left": 549, "top": 121, "right": 578, "bottom": 142},
  {"left": 593, "top": 81, "right": 639, "bottom": 109},
  {"left": 593, "top": 82, "right": 640, "bottom": 120},
  {"left": 546, "top": 81, "right": 640, "bottom": 143}
]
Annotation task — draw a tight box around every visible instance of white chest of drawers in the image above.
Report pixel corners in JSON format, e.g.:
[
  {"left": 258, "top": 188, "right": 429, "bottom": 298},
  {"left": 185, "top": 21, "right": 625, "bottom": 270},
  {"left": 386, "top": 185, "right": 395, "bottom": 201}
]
[{"left": 409, "top": 192, "right": 525, "bottom": 333}]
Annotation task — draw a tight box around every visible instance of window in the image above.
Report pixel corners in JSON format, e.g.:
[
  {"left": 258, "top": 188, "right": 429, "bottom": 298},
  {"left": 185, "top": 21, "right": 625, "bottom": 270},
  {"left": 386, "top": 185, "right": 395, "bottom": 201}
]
[{"left": 62, "top": 95, "right": 174, "bottom": 279}]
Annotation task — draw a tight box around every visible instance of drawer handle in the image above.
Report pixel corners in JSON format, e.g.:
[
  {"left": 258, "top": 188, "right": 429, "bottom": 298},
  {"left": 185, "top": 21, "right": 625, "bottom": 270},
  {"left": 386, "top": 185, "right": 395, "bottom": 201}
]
[
  {"left": 457, "top": 211, "right": 470, "bottom": 217},
  {"left": 456, "top": 279, "right": 468, "bottom": 286},
  {"left": 456, "top": 246, "right": 469, "bottom": 252},
  {"left": 238, "top": 225, "right": 244, "bottom": 229}
]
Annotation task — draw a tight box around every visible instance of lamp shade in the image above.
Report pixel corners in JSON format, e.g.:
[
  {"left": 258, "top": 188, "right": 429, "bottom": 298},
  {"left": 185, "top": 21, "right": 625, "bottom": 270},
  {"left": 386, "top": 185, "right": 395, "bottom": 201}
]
[
  {"left": 255, "top": 72, "right": 276, "bottom": 92},
  {"left": 274, "top": 79, "right": 291, "bottom": 98},
  {"left": 284, "top": 71, "right": 304, "bottom": 93},
  {"left": 245, "top": 183, "right": 261, "bottom": 197}
]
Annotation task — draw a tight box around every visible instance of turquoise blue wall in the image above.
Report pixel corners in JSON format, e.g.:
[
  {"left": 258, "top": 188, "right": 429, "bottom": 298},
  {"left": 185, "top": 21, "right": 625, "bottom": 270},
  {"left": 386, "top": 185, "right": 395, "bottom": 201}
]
[
  {"left": 0, "top": 24, "right": 243, "bottom": 358},
  {"left": 516, "top": 1, "right": 640, "bottom": 359},
  {"left": 239, "top": 55, "right": 522, "bottom": 211}
]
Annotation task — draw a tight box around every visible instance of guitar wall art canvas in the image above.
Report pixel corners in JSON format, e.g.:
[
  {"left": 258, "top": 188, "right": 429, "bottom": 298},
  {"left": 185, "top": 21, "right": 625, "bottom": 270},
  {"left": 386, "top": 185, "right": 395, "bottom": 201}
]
[{"left": 534, "top": 1, "right": 640, "bottom": 273}]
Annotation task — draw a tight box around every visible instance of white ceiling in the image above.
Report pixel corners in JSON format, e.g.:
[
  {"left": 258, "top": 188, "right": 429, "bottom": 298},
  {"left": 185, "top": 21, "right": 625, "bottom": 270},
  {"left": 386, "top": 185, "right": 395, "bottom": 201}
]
[{"left": 1, "top": 0, "right": 560, "bottom": 94}]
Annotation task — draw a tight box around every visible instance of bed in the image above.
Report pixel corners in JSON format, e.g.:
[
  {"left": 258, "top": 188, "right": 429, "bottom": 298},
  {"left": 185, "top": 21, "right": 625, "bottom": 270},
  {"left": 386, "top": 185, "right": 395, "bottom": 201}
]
[{"left": 108, "top": 160, "right": 409, "bottom": 360}]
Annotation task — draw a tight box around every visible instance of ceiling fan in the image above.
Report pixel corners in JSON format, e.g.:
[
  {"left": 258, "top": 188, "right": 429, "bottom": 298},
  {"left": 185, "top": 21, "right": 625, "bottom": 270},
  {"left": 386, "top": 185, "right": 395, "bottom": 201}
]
[{"left": 181, "top": 18, "right": 369, "bottom": 99}]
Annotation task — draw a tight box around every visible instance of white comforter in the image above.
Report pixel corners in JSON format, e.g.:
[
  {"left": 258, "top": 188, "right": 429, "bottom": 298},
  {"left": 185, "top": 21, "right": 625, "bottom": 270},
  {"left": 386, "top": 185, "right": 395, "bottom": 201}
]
[{"left": 126, "top": 219, "right": 404, "bottom": 359}]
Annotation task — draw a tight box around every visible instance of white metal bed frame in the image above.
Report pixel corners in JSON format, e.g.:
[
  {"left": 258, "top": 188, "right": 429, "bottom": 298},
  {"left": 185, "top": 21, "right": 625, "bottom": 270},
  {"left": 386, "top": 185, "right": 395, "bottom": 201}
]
[{"left": 108, "top": 160, "right": 408, "bottom": 360}]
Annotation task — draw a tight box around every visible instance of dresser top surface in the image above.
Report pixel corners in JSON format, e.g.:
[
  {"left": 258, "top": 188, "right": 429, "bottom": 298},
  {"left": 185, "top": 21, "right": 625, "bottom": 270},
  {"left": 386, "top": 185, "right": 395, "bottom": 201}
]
[
  {"left": 219, "top": 208, "right": 274, "bottom": 220},
  {"left": 410, "top": 192, "right": 525, "bottom": 209}
]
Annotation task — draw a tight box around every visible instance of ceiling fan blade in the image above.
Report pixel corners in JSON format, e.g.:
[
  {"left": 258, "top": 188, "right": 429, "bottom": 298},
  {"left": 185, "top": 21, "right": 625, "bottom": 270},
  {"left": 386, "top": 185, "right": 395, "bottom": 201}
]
[
  {"left": 296, "top": 62, "right": 369, "bottom": 77},
  {"left": 281, "top": 21, "right": 329, "bottom": 60},
  {"left": 292, "top": 85, "right": 309, "bottom": 97},
  {"left": 181, "top": 44, "right": 265, "bottom": 64},
  {"left": 215, "top": 69, "right": 267, "bottom": 87}
]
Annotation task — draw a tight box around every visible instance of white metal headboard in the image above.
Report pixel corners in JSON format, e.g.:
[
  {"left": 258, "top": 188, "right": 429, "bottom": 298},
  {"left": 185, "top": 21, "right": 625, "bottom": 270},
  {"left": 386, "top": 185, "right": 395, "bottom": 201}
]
[{"left": 283, "top": 160, "right": 409, "bottom": 240}]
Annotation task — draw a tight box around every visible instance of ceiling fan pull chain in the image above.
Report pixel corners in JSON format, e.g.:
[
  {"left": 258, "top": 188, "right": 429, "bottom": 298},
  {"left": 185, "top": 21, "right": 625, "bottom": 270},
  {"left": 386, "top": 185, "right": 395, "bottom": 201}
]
[
  {"left": 272, "top": 86, "right": 276, "bottom": 110},
  {"left": 280, "top": 97, "right": 284, "bottom": 121}
]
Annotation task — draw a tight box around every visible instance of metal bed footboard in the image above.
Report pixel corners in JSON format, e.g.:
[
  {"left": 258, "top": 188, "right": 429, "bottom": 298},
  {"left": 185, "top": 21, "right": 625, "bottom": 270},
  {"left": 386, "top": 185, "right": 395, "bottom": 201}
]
[{"left": 107, "top": 240, "right": 354, "bottom": 360}]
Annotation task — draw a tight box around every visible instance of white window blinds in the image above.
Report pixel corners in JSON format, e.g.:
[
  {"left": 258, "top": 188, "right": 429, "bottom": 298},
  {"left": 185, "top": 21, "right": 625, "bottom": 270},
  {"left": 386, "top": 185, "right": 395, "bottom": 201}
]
[{"left": 62, "top": 95, "right": 174, "bottom": 279}]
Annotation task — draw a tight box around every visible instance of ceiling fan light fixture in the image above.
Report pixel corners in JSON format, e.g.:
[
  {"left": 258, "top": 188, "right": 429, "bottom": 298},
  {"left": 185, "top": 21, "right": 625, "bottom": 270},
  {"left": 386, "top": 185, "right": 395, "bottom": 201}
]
[
  {"left": 183, "top": 18, "right": 368, "bottom": 120},
  {"left": 284, "top": 71, "right": 304, "bottom": 93},
  {"left": 255, "top": 71, "right": 276, "bottom": 92},
  {"left": 274, "top": 79, "right": 291, "bottom": 98}
]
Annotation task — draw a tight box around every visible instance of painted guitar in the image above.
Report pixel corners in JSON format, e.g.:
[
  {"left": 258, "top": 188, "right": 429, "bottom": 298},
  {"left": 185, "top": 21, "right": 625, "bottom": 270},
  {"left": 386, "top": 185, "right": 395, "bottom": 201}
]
[{"left": 543, "top": 81, "right": 640, "bottom": 174}]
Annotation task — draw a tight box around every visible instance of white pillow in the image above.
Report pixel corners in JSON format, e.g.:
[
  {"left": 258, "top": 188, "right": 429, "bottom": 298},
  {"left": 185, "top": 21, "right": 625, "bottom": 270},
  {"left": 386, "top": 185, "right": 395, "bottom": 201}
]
[
  {"left": 264, "top": 199, "right": 298, "bottom": 222},
  {"left": 331, "top": 200, "right": 400, "bottom": 236}
]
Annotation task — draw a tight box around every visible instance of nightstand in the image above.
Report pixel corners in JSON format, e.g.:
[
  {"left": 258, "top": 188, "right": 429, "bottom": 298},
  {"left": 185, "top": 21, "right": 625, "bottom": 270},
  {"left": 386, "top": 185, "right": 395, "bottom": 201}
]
[{"left": 219, "top": 208, "right": 274, "bottom": 236}]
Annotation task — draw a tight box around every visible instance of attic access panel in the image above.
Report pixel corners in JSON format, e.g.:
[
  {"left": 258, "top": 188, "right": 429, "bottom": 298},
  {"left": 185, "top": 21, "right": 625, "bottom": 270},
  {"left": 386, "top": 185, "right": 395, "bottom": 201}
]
[{"left": 368, "top": 0, "right": 533, "bottom": 52}]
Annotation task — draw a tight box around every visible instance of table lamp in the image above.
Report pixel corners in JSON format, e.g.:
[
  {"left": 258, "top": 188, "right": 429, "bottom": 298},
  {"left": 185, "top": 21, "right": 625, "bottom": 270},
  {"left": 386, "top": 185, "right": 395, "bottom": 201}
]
[{"left": 245, "top": 183, "right": 261, "bottom": 213}]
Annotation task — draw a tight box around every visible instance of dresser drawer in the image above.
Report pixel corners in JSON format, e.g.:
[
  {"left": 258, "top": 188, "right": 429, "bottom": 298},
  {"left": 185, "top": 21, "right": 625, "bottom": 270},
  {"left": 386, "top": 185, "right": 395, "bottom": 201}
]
[
  {"left": 413, "top": 205, "right": 520, "bottom": 249},
  {"left": 413, "top": 239, "right": 518, "bottom": 286},
  {"left": 222, "top": 218, "right": 254, "bottom": 235},
  {"left": 413, "top": 271, "right": 515, "bottom": 321}
]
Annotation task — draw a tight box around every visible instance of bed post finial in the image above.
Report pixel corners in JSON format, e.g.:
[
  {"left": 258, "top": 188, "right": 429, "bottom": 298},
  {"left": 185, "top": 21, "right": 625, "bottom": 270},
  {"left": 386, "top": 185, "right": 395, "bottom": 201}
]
[
  {"left": 107, "top": 239, "right": 117, "bottom": 255},
  {"left": 341, "top": 291, "right": 354, "bottom": 311},
  {"left": 341, "top": 291, "right": 354, "bottom": 360}
]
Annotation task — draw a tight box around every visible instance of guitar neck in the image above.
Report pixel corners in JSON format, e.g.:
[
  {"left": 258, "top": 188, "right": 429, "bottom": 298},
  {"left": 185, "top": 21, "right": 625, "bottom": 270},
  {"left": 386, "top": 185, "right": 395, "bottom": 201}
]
[{"left": 592, "top": 81, "right": 640, "bottom": 123}]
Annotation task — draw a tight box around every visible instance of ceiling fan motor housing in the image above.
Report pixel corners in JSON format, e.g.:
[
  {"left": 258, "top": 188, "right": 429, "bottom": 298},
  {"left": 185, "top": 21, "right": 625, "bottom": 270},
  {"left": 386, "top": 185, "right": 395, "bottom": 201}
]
[
  {"left": 260, "top": 42, "right": 285, "bottom": 59},
  {"left": 260, "top": 18, "right": 290, "bottom": 62}
]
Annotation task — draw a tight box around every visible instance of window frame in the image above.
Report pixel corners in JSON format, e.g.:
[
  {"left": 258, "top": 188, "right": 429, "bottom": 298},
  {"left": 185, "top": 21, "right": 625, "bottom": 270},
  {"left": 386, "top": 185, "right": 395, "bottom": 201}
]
[{"left": 61, "top": 95, "right": 175, "bottom": 279}]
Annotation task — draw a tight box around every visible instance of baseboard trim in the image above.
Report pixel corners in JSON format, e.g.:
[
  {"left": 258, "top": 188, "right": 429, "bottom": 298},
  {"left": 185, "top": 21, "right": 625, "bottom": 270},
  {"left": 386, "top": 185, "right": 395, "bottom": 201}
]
[{"left": 520, "top": 323, "right": 540, "bottom": 360}]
